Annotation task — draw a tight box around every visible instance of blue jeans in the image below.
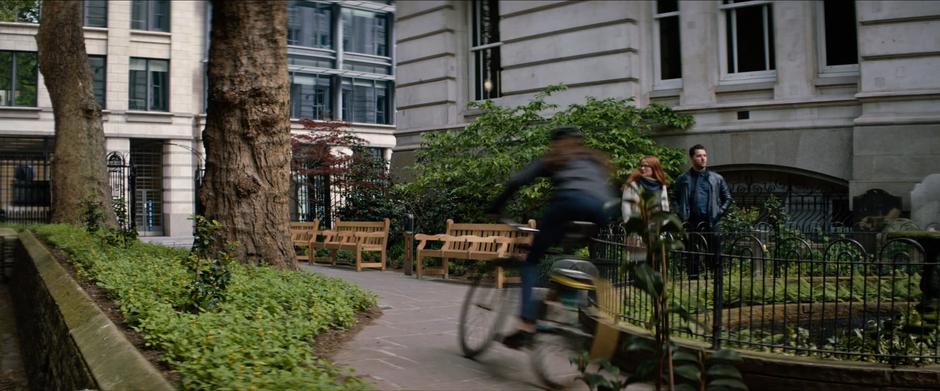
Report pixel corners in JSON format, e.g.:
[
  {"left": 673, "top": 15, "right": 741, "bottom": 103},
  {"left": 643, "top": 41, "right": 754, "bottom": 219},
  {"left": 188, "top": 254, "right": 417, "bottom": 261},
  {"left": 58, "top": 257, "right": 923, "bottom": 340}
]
[{"left": 519, "top": 191, "right": 607, "bottom": 322}]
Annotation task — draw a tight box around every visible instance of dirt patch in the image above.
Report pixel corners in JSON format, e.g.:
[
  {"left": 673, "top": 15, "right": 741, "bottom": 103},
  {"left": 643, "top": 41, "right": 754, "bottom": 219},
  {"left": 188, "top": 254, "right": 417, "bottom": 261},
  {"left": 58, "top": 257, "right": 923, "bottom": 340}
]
[{"left": 314, "top": 305, "right": 383, "bottom": 359}]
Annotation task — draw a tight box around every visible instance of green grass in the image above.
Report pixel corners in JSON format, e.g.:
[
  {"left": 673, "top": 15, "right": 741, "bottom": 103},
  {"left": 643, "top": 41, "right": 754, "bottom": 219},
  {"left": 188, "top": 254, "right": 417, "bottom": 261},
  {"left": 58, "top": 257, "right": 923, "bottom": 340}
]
[{"left": 34, "top": 224, "right": 377, "bottom": 391}]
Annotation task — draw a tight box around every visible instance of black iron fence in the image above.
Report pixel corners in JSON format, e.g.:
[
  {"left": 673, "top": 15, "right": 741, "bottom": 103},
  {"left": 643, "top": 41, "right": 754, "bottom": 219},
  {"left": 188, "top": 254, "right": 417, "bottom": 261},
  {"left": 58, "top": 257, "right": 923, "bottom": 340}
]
[
  {"left": 0, "top": 154, "right": 52, "bottom": 224},
  {"left": 591, "top": 225, "right": 939, "bottom": 365}
]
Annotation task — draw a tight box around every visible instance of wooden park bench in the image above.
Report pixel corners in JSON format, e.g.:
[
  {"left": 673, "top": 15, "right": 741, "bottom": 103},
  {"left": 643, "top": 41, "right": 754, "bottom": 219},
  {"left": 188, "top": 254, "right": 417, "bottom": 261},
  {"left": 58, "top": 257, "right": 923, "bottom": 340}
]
[
  {"left": 289, "top": 220, "right": 319, "bottom": 263},
  {"left": 313, "top": 218, "right": 390, "bottom": 271},
  {"left": 415, "top": 219, "right": 536, "bottom": 288}
]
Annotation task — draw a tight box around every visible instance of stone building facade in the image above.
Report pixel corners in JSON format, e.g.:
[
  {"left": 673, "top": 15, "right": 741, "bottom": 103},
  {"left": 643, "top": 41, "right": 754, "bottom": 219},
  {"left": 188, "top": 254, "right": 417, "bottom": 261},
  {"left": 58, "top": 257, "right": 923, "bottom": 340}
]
[
  {"left": 393, "top": 0, "right": 940, "bottom": 224},
  {"left": 0, "top": 0, "right": 395, "bottom": 241}
]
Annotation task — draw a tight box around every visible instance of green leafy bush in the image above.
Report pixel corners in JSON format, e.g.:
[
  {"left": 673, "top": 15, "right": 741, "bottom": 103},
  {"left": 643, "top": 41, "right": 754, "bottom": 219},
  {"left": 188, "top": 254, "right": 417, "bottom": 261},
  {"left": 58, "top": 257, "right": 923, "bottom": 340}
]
[
  {"left": 34, "top": 224, "right": 377, "bottom": 390},
  {"left": 405, "top": 84, "right": 693, "bottom": 227}
]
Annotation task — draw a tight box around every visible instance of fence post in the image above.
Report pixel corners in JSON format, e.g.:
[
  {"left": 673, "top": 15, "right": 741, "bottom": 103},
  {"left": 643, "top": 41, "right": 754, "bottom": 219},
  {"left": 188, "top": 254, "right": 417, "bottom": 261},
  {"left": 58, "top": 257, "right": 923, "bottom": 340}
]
[
  {"left": 403, "top": 213, "right": 414, "bottom": 276},
  {"left": 711, "top": 231, "right": 724, "bottom": 350}
]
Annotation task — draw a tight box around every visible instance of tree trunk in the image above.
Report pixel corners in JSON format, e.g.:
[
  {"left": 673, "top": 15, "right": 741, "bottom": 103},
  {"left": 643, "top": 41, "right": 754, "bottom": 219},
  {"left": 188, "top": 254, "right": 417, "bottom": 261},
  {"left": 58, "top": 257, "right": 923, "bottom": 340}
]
[
  {"left": 201, "top": 0, "right": 295, "bottom": 268},
  {"left": 36, "top": 0, "right": 116, "bottom": 227}
]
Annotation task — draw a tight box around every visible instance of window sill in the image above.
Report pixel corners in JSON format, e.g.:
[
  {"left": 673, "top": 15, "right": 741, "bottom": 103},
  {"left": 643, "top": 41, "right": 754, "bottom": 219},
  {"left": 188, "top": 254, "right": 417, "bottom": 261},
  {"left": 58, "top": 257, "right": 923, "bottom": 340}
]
[
  {"left": 343, "top": 51, "right": 392, "bottom": 61},
  {"left": 0, "top": 106, "right": 40, "bottom": 119},
  {"left": 130, "top": 29, "right": 171, "bottom": 37},
  {"left": 715, "top": 80, "right": 776, "bottom": 93},
  {"left": 649, "top": 88, "right": 682, "bottom": 98},
  {"left": 126, "top": 111, "right": 173, "bottom": 123},
  {"left": 130, "top": 29, "right": 172, "bottom": 44},
  {"left": 815, "top": 74, "right": 859, "bottom": 87},
  {"left": 345, "top": 121, "right": 395, "bottom": 129}
]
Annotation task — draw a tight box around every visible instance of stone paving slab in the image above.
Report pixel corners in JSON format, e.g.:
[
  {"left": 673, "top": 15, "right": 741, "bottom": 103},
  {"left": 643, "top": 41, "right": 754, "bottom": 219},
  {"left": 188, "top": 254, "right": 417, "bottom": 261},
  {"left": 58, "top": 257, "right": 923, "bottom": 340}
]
[
  {"left": 306, "top": 264, "right": 652, "bottom": 391},
  {"left": 305, "top": 264, "right": 570, "bottom": 390}
]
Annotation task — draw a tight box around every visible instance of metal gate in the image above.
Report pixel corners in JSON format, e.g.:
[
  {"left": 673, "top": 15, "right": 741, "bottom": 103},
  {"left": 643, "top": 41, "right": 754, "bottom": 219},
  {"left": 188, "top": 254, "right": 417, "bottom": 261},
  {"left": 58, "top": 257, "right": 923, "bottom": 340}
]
[{"left": 107, "top": 152, "right": 135, "bottom": 230}]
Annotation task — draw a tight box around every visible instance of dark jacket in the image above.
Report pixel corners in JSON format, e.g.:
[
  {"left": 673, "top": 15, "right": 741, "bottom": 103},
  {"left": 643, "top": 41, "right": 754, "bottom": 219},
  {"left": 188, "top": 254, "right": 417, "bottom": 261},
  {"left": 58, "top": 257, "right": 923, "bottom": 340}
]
[
  {"left": 673, "top": 169, "right": 732, "bottom": 228},
  {"left": 487, "top": 158, "right": 614, "bottom": 214}
]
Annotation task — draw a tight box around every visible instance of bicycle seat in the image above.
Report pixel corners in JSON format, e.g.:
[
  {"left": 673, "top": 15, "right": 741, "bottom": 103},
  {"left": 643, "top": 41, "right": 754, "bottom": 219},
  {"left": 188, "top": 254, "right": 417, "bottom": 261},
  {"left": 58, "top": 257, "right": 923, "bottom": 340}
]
[{"left": 548, "top": 258, "right": 598, "bottom": 290}]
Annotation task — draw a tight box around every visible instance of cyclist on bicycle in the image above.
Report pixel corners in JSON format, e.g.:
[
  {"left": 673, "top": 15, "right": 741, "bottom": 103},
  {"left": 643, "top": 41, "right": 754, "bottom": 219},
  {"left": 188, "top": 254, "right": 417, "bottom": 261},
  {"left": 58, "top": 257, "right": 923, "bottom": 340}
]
[{"left": 485, "top": 126, "right": 615, "bottom": 349}]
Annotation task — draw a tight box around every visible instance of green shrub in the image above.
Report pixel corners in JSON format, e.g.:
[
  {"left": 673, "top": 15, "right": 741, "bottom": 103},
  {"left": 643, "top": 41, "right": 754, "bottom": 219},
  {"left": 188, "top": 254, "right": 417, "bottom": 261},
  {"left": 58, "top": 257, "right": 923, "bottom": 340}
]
[
  {"left": 404, "top": 84, "right": 692, "bottom": 227},
  {"left": 34, "top": 224, "right": 377, "bottom": 390}
]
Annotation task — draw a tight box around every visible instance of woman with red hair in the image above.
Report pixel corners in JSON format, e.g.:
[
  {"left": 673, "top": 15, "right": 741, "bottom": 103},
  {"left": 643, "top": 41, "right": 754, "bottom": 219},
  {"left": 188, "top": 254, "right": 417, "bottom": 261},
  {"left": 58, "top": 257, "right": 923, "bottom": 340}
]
[{"left": 622, "top": 155, "right": 670, "bottom": 222}]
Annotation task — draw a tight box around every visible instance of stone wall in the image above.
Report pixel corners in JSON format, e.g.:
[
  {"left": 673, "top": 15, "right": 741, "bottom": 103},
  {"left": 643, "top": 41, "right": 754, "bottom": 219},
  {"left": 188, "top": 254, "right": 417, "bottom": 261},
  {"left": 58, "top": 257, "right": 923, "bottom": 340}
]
[{"left": 10, "top": 231, "right": 173, "bottom": 391}]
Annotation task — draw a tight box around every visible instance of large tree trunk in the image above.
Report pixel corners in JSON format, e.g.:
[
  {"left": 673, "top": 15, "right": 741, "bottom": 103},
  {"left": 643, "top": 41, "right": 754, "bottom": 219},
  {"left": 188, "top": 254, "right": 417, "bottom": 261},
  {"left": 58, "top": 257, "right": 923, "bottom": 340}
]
[
  {"left": 201, "top": 0, "right": 295, "bottom": 268},
  {"left": 36, "top": 0, "right": 116, "bottom": 227}
]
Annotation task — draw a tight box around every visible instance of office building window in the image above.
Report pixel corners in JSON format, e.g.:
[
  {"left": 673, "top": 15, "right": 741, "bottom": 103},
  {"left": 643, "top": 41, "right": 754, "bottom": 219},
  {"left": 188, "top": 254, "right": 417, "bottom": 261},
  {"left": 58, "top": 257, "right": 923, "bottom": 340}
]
[
  {"left": 341, "top": 78, "right": 390, "bottom": 125},
  {"left": 88, "top": 55, "right": 106, "bottom": 109},
  {"left": 342, "top": 8, "right": 389, "bottom": 57},
  {"left": 471, "top": 0, "right": 501, "bottom": 100},
  {"left": 721, "top": 0, "right": 775, "bottom": 74},
  {"left": 128, "top": 58, "right": 168, "bottom": 112},
  {"left": 288, "top": 1, "right": 332, "bottom": 49},
  {"left": 819, "top": 0, "right": 858, "bottom": 69},
  {"left": 291, "top": 73, "right": 332, "bottom": 120},
  {"left": 654, "top": 0, "right": 681, "bottom": 84},
  {"left": 0, "top": 0, "right": 40, "bottom": 23},
  {"left": 131, "top": 0, "right": 169, "bottom": 32},
  {"left": 84, "top": 0, "right": 107, "bottom": 27},
  {"left": 0, "top": 51, "right": 38, "bottom": 107}
]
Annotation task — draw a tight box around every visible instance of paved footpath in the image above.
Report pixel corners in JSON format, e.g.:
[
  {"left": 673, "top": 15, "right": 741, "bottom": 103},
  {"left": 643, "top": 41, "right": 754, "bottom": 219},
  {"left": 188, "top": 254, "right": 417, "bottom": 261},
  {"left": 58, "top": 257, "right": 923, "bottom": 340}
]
[{"left": 304, "top": 264, "right": 587, "bottom": 391}]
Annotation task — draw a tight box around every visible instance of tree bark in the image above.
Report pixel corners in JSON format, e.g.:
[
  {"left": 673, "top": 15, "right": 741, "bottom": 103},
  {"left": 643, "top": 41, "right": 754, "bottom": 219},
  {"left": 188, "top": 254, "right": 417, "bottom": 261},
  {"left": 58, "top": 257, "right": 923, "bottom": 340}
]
[
  {"left": 201, "top": 0, "right": 295, "bottom": 268},
  {"left": 36, "top": 0, "right": 116, "bottom": 227}
]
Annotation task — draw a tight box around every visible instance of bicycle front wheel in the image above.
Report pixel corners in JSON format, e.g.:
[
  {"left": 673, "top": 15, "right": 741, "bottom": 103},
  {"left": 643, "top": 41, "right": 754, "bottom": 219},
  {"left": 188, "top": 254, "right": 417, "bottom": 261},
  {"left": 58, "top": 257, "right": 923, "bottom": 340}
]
[{"left": 458, "top": 274, "right": 514, "bottom": 358}]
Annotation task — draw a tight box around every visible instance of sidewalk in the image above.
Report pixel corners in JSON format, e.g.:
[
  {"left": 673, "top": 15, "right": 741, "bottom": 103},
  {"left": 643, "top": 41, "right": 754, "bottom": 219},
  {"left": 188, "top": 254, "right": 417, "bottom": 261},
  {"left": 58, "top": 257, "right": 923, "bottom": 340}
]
[{"left": 305, "top": 264, "right": 586, "bottom": 390}]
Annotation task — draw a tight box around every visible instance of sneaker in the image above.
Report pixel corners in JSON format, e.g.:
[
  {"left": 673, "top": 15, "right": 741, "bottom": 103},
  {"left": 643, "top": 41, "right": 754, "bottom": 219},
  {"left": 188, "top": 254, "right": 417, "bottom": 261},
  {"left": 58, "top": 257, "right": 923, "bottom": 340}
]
[{"left": 501, "top": 329, "right": 535, "bottom": 350}]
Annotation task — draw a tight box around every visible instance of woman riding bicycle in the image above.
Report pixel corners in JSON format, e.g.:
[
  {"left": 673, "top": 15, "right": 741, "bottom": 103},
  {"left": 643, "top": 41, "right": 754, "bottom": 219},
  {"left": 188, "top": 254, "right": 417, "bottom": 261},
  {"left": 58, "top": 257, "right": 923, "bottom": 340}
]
[{"left": 485, "top": 126, "right": 615, "bottom": 349}]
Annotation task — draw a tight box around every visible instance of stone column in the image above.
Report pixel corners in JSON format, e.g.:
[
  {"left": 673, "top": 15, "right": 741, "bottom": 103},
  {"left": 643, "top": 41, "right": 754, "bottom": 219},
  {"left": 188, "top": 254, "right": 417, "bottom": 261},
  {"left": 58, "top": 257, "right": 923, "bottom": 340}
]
[
  {"left": 678, "top": 0, "right": 718, "bottom": 106},
  {"left": 772, "top": 1, "right": 816, "bottom": 100}
]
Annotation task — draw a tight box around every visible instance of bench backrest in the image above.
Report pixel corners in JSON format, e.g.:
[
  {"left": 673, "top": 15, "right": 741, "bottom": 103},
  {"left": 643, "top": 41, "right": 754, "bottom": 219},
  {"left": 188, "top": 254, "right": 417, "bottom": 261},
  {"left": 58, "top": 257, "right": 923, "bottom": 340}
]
[
  {"left": 334, "top": 218, "right": 391, "bottom": 246},
  {"left": 443, "top": 219, "right": 536, "bottom": 255},
  {"left": 290, "top": 220, "right": 319, "bottom": 244}
]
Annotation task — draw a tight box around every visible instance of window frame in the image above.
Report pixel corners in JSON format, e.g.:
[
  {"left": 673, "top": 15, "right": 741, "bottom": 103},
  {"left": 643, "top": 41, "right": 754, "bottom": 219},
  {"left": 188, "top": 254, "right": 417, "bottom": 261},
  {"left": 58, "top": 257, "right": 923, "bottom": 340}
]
[
  {"left": 88, "top": 55, "right": 107, "bottom": 109},
  {"left": 288, "top": 0, "right": 333, "bottom": 50},
  {"left": 717, "top": 0, "right": 776, "bottom": 83},
  {"left": 340, "top": 77, "right": 391, "bottom": 125},
  {"left": 469, "top": 0, "right": 502, "bottom": 101},
  {"left": 341, "top": 8, "right": 390, "bottom": 58},
  {"left": 83, "top": 0, "right": 108, "bottom": 28},
  {"left": 652, "top": 0, "right": 682, "bottom": 90},
  {"left": 0, "top": 50, "right": 38, "bottom": 107},
  {"left": 290, "top": 72, "right": 334, "bottom": 120},
  {"left": 815, "top": 0, "right": 859, "bottom": 76},
  {"left": 130, "top": 0, "right": 170, "bottom": 33},
  {"left": 128, "top": 58, "right": 169, "bottom": 112}
]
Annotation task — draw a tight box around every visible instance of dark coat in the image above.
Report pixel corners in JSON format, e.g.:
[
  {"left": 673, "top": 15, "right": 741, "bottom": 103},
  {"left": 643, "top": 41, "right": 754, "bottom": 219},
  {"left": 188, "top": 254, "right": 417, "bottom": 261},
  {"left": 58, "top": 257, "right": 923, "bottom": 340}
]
[{"left": 673, "top": 169, "right": 732, "bottom": 228}]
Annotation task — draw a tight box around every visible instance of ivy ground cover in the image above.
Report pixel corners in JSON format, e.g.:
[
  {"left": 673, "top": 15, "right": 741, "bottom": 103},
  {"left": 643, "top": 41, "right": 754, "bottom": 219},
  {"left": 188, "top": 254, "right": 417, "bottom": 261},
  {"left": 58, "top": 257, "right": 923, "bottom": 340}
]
[{"left": 34, "top": 224, "right": 377, "bottom": 390}]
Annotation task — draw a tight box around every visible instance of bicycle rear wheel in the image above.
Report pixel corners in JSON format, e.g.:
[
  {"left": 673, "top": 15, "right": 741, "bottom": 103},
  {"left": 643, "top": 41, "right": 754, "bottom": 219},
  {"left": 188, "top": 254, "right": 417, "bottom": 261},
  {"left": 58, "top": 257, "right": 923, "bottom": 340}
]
[
  {"left": 531, "top": 328, "right": 590, "bottom": 389},
  {"left": 458, "top": 272, "right": 514, "bottom": 358}
]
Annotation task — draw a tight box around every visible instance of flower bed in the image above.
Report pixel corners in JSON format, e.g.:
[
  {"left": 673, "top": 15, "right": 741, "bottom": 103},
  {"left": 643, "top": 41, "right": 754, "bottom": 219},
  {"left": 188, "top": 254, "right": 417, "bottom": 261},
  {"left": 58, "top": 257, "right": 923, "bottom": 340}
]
[{"left": 34, "top": 224, "right": 377, "bottom": 390}]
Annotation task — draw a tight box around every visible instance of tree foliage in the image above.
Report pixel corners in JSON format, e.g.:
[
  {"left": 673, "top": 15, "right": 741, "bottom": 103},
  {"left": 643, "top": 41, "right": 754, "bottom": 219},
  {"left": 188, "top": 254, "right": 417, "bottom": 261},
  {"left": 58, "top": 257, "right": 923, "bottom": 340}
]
[
  {"left": 0, "top": 0, "right": 39, "bottom": 23},
  {"left": 291, "top": 120, "right": 394, "bottom": 224},
  {"left": 405, "top": 85, "right": 693, "bottom": 231}
]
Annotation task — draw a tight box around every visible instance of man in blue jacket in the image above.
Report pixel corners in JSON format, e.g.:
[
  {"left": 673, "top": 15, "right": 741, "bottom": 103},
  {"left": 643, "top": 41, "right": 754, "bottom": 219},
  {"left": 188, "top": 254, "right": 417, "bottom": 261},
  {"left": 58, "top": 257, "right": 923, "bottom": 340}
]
[{"left": 673, "top": 144, "right": 732, "bottom": 277}]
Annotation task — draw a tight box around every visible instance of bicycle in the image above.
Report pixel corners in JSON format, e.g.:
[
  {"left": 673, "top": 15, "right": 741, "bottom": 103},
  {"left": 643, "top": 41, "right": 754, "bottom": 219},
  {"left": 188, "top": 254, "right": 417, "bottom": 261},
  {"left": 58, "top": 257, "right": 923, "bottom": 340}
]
[{"left": 458, "top": 219, "right": 610, "bottom": 389}]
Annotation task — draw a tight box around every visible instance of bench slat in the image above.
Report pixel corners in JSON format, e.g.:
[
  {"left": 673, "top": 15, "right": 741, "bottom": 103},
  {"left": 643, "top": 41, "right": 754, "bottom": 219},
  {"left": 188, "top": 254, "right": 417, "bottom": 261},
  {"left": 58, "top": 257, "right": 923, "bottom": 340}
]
[{"left": 415, "top": 219, "right": 536, "bottom": 287}]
